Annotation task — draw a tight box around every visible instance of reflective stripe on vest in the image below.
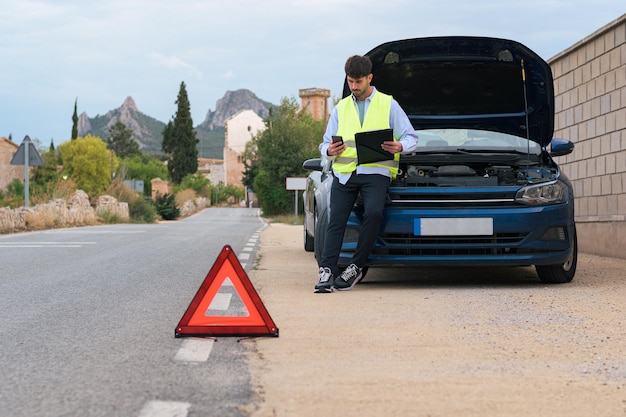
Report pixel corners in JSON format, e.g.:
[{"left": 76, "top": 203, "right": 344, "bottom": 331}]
[{"left": 333, "top": 91, "right": 399, "bottom": 178}]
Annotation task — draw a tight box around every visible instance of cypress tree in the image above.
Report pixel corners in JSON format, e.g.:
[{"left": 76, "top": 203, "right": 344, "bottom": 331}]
[
  {"left": 162, "top": 81, "right": 198, "bottom": 184},
  {"left": 71, "top": 98, "right": 79, "bottom": 140}
]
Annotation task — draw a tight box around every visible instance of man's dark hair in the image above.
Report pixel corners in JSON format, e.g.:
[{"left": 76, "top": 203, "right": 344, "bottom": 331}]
[{"left": 345, "top": 55, "right": 372, "bottom": 78}]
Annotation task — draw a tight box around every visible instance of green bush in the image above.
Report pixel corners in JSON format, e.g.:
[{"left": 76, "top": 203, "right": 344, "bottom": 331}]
[
  {"left": 119, "top": 153, "right": 169, "bottom": 197},
  {"left": 129, "top": 197, "right": 156, "bottom": 223},
  {"left": 0, "top": 179, "right": 25, "bottom": 208},
  {"left": 211, "top": 183, "right": 245, "bottom": 206},
  {"left": 104, "top": 180, "right": 155, "bottom": 223},
  {"left": 176, "top": 172, "right": 211, "bottom": 198},
  {"left": 155, "top": 193, "right": 180, "bottom": 220},
  {"left": 98, "top": 210, "right": 125, "bottom": 224}
]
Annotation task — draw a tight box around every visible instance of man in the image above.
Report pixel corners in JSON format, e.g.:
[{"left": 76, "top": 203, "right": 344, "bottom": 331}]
[{"left": 315, "top": 55, "right": 418, "bottom": 293}]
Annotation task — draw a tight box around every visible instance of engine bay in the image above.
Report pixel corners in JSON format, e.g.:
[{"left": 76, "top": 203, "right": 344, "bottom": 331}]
[{"left": 393, "top": 162, "right": 559, "bottom": 187}]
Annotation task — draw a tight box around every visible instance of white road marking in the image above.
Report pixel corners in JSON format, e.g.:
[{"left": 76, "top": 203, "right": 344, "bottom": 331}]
[
  {"left": 0, "top": 245, "right": 83, "bottom": 248},
  {"left": 208, "top": 293, "right": 232, "bottom": 311},
  {"left": 0, "top": 241, "right": 96, "bottom": 248},
  {"left": 174, "top": 338, "right": 215, "bottom": 362},
  {"left": 238, "top": 252, "right": 250, "bottom": 260},
  {"left": 138, "top": 400, "right": 190, "bottom": 417}
]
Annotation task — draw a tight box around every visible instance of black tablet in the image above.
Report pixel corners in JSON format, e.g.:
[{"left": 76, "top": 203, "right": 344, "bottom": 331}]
[{"left": 355, "top": 128, "right": 394, "bottom": 164}]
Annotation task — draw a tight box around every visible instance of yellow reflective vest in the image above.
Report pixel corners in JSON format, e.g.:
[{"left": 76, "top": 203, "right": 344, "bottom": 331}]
[{"left": 333, "top": 91, "right": 399, "bottom": 178}]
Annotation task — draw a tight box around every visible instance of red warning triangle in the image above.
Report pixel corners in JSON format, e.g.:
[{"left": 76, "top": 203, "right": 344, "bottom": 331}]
[{"left": 175, "top": 245, "right": 279, "bottom": 337}]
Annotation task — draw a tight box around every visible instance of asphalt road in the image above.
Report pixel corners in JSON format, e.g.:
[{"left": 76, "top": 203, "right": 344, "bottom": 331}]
[{"left": 0, "top": 208, "right": 267, "bottom": 417}]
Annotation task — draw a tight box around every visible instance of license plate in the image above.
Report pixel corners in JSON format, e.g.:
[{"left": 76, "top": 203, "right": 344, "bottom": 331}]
[{"left": 414, "top": 218, "right": 493, "bottom": 236}]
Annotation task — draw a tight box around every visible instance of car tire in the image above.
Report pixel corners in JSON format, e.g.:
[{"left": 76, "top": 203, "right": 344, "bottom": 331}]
[
  {"left": 303, "top": 219, "right": 314, "bottom": 252},
  {"left": 535, "top": 226, "right": 578, "bottom": 284},
  {"left": 313, "top": 205, "right": 328, "bottom": 262}
]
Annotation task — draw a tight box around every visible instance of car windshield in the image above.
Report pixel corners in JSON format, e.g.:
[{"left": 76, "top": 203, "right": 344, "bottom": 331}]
[{"left": 415, "top": 129, "right": 542, "bottom": 154}]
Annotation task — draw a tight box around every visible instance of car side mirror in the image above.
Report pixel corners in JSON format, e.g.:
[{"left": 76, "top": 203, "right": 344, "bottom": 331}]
[
  {"left": 549, "top": 138, "right": 574, "bottom": 157},
  {"left": 302, "top": 158, "right": 323, "bottom": 172}
]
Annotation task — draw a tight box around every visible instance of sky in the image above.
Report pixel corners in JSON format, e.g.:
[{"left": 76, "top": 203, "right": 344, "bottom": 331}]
[{"left": 0, "top": 0, "right": 624, "bottom": 148}]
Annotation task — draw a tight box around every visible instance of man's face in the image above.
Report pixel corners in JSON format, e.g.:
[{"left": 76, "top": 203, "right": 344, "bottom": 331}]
[{"left": 347, "top": 74, "right": 373, "bottom": 100}]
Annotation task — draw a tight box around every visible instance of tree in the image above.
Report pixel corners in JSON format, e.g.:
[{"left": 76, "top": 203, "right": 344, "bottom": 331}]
[
  {"left": 58, "top": 134, "right": 118, "bottom": 197},
  {"left": 32, "top": 144, "right": 60, "bottom": 187},
  {"left": 119, "top": 153, "right": 169, "bottom": 197},
  {"left": 162, "top": 81, "right": 198, "bottom": 184},
  {"left": 250, "top": 97, "right": 324, "bottom": 215},
  {"left": 242, "top": 139, "right": 258, "bottom": 190},
  {"left": 71, "top": 98, "right": 79, "bottom": 140},
  {"left": 107, "top": 119, "right": 140, "bottom": 158}
]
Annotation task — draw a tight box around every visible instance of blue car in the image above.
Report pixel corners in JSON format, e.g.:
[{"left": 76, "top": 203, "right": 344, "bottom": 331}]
[{"left": 303, "top": 36, "right": 577, "bottom": 283}]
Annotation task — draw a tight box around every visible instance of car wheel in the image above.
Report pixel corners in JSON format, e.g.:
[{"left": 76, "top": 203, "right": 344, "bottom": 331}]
[
  {"left": 303, "top": 219, "right": 314, "bottom": 252},
  {"left": 535, "top": 226, "right": 577, "bottom": 284},
  {"left": 313, "top": 205, "right": 328, "bottom": 262}
]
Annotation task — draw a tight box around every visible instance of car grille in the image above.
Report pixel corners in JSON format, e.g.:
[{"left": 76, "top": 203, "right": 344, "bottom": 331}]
[
  {"left": 375, "top": 232, "right": 529, "bottom": 255},
  {"left": 388, "top": 189, "right": 519, "bottom": 208}
]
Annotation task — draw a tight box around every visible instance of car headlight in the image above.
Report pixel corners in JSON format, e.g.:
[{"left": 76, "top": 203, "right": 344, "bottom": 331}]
[{"left": 515, "top": 180, "right": 568, "bottom": 205}]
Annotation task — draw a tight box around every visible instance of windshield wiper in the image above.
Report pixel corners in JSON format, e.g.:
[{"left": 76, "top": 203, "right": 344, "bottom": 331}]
[{"left": 454, "top": 148, "right": 533, "bottom": 154}]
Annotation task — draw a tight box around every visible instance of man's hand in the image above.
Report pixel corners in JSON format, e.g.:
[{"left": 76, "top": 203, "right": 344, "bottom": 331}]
[
  {"left": 382, "top": 141, "right": 402, "bottom": 154},
  {"left": 328, "top": 141, "right": 346, "bottom": 156}
]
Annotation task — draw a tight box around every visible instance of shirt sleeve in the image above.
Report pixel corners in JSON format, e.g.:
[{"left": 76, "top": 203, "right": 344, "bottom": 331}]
[
  {"left": 319, "top": 105, "right": 339, "bottom": 159},
  {"left": 389, "top": 99, "right": 419, "bottom": 153}
]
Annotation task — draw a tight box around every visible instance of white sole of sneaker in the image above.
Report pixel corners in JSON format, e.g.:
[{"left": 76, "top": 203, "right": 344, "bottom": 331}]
[{"left": 336, "top": 274, "right": 363, "bottom": 291}]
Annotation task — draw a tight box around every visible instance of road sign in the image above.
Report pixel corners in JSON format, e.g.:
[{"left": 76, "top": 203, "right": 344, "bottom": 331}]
[
  {"left": 286, "top": 177, "right": 307, "bottom": 217},
  {"left": 286, "top": 177, "right": 306, "bottom": 190},
  {"left": 9, "top": 135, "right": 43, "bottom": 207},
  {"left": 10, "top": 135, "right": 43, "bottom": 166}
]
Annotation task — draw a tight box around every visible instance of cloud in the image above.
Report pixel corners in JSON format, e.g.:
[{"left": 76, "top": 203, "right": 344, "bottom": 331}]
[
  {"left": 1, "top": 0, "right": 624, "bottom": 145},
  {"left": 148, "top": 53, "right": 203, "bottom": 79}
]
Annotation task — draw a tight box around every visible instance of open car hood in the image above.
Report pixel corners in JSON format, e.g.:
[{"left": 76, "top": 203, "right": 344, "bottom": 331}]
[{"left": 343, "top": 37, "right": 555, "bottom": 146}]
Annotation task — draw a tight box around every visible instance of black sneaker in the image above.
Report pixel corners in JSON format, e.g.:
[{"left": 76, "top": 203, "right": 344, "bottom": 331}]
[
  {"left": 314, "top": 267, "right": 334, "bottom": 293},
  {"left": 334, "top": 264, "right": 363, "bottom": 291}
]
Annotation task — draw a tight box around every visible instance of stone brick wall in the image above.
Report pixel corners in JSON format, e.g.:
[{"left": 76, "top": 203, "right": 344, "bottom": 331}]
[{"left": 549, "top": 14, "right": 626, "bottom": 258}]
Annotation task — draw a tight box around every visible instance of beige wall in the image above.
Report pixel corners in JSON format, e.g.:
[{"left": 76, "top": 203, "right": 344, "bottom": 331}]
[
  {"left": 198, "top": 157, "right": 224, "bottom": 186},
  {"left": 549, "top": 13, "right": 626, "bottom": 259},
  {"left": 0, "top": 137, "right": 25, "bottom": 191},
  {"left": 224, "top": 110, "right": 265, "bottom": 186}
]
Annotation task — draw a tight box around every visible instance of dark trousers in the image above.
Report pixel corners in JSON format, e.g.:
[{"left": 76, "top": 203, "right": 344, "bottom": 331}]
[{"left": 320, "top": 173, "right": 389, "bottom": 275}]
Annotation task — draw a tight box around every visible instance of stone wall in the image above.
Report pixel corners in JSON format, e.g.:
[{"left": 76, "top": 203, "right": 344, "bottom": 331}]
[
  {"left": 179, "top": 197, "right": 209, "bottom": 217},
  {"left": 0, "top": 190, "right": 129, "bottom": 234}
]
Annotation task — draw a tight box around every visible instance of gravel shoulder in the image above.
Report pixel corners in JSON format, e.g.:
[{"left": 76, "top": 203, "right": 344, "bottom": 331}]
[{"left": 244, "top": 223, "right": 625, "bottom": 417}]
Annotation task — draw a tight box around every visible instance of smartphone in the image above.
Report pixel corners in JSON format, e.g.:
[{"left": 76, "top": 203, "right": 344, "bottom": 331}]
[{"left": 332, "top": 135, "right": 343, "bottom": 145}]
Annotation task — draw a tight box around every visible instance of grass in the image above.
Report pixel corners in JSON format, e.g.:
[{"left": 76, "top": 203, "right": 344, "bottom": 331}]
[{"left": 268, "top": 214, "right": 304, "bottom": 225}]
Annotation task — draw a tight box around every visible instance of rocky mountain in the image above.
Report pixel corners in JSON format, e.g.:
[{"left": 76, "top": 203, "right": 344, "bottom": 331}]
[
  {"left": 78, "top": 97, "right": 166, "bottom": 154},
  {"left": 195, "top": 89, "right": 273, "bottom": 159},
  {"left": 77, "top": 89, "right": 273, "bottom": 158},
  {"left": 196, "top": 89, "right": 272, "bottom": 131}
]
